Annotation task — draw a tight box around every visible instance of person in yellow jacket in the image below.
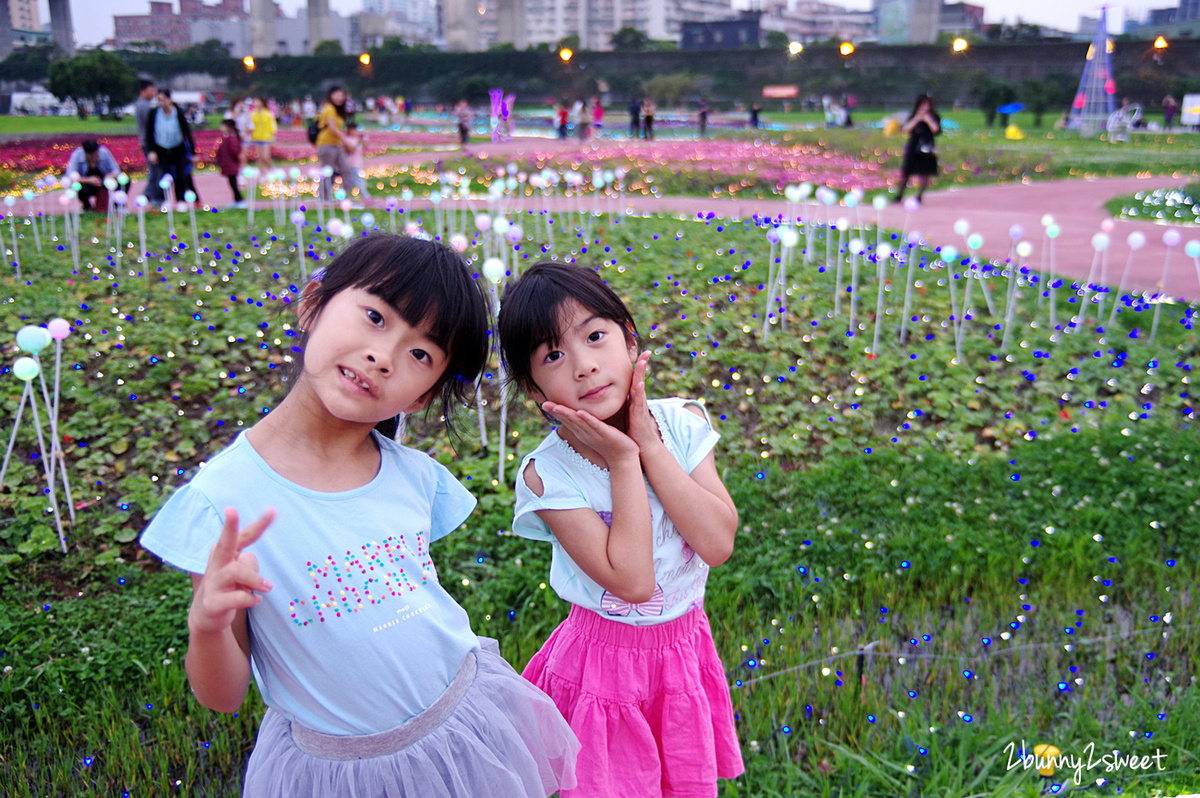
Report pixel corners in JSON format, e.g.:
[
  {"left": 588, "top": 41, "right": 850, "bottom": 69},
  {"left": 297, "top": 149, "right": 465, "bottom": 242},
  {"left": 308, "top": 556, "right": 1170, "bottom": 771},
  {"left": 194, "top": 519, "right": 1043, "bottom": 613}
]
[
  {"left": 315, "top": 86, "right": 352, "bottom": 200},
  {"left": 249, "top": 97, "right": 277, "bottom": 169}
]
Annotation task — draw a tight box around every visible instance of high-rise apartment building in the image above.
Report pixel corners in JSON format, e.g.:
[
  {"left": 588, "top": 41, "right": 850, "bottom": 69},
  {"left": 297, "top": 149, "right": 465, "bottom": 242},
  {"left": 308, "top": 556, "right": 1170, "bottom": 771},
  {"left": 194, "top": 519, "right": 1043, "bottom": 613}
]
[
  {"left": 8, "top": 0, "right": 38, "bottom": 32},
  {"left": 495, "top": 0, "right": 734, "bottom": 50}
]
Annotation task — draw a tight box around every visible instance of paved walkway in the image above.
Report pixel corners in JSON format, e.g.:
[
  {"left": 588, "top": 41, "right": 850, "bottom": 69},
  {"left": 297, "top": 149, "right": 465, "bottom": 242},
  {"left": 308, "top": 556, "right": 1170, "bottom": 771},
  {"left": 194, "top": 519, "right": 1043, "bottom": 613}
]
[{"left": 85, "top": 136, "right": 1200, "bottom": 301}]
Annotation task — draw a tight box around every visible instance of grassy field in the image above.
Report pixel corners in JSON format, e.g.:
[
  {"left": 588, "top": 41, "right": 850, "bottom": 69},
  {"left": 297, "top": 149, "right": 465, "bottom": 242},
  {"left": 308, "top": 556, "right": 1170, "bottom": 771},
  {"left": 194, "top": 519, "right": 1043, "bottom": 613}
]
[
  {"left": 0, "top": 199, "right": 1196, "bottom": 794},
  {"left": 0, "top": 116, "right": 138, "bottom": 136}
]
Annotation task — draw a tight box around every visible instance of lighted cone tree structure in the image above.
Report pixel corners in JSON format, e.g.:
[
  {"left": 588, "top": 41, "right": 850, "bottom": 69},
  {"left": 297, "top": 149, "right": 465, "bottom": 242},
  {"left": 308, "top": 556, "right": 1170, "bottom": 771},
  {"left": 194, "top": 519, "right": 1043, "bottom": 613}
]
[{"left": 1068, "top": 8, "right": 1117, "bottom": 137}]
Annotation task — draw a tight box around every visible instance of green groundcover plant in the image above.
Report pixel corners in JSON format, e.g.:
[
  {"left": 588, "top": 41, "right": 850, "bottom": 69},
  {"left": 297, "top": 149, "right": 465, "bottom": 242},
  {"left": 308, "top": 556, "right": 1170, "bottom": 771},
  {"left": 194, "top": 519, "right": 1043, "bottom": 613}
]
[{"left": 0, "top": 205, "right": 1196, "bottom": 795}]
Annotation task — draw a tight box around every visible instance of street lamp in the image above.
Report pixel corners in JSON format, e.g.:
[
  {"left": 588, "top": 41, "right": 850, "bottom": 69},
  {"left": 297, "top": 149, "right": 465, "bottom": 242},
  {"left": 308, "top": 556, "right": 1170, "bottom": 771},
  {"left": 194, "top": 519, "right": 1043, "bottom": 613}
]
[
  {"left": 952, "top": 37, "right": 968, "bottom": 53},
  {"left": 1154, "top": 35, "right": 1168, "bottom": 50},
  {"left": 839, "top": 41, "right": 855, "bottom": 57},
  {"left": 242, "top": 55, "right": 255, "bottom": 70},
  {"left": 789, "top": 41, "right": 803, "bottom": 56},
  {"left": 559, "top": 47, "right": 573, "bottom": 63}
]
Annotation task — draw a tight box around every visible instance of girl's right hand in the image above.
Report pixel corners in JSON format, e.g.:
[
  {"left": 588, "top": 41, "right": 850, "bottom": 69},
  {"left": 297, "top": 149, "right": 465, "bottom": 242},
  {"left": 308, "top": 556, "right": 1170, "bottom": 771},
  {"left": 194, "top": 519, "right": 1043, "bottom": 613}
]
[
  {"left": 542, "top": 401, "right": 640, "bottom": 468},
  {"left": 188, "top": 508, "right": 276, "bottom": 636}
]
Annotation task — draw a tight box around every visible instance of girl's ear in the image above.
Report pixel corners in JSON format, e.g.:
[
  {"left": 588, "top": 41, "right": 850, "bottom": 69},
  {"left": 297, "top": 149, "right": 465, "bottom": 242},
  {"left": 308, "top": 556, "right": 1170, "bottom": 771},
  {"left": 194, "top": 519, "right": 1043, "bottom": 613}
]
[{"left": 296, "top": 279, "right": 324, "bottom": 330}]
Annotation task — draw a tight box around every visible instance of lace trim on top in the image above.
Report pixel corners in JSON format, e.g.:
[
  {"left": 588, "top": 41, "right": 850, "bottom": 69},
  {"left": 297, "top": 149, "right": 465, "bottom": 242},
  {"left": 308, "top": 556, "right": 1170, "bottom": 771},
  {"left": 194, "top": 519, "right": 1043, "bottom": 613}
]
[{"left": 551, "top": 401, "right": 683, "bottom": 479}]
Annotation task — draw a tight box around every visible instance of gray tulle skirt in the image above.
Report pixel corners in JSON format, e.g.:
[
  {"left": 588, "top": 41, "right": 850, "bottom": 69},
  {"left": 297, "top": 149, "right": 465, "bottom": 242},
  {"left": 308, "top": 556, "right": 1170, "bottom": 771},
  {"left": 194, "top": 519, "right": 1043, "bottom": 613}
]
[{"left": 243, "top": 641, "right": 579, "bottom": 797}]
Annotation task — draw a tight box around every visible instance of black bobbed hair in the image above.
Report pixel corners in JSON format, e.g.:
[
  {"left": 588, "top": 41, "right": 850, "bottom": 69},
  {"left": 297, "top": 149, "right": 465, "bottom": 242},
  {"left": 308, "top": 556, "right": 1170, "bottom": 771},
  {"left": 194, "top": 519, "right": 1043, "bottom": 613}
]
[
  {"left": 497, "top": 261, "right": 636, "bottom": 399},
  {"left": 291, "top": 234, "right": 490, "bottom": 437}
]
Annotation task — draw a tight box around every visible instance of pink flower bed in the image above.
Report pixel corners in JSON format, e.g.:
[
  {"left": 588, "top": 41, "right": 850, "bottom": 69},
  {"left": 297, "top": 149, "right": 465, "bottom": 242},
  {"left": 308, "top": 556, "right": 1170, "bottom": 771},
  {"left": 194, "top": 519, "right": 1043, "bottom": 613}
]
[
  {"left": 473, "top": 140, "right": 892, "bottom": 192},
  {"left": 0, "top": 128, "right": 455, "bottom": 187}
]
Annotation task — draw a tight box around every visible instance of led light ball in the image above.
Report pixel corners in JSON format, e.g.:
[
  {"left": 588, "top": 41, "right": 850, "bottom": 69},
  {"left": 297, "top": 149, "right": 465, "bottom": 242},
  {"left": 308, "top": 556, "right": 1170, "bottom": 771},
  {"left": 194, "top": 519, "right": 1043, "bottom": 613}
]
[
  {"left": 871, "top": 195, "right": 888, "bottom": 211},
  {"left": 940, "top": 245, "right": 959, "bottom": 263},
  {"left": 876, "top": 243, "right": 893, "bottom": 259},
  {"left": 1127, "top": 232, "right": 1146, "bottom": 250},
  {"left": 135, "top": 195, "right": 148, "bottom": 208},
  {"left": 1091, "top": 233, "right": 1110, "bottom": 251},
  {"left": 4, "top": 195, "right": 18, "bottom": 207},
  {"left": 449, "top": 233, "right": 468, "bottom": 252},
  {"left": 766, "top": 227, "right": 780, "bottom": 244},
  {"left": 1009, "top": 224, "right": 1024, "bottom": 240},
  {"left": 784, "top": 185, "right": 802, "bottom": 203},
  {"left": 159, "top": 175, "right": 173, "bottom": 189},
  {"left": 505, "top": 225, "right": 523, "bottom": 243},
  {"left": 242, "top": 166, "right": 259, "bottom": 179},
  {"left": 819, "top": 188, "right": 838, "bottom": 207},
  {"left": 1100, "top": 218, "right": 1114, "bottom": 233},
  {"left": 906, "top": 230, "right": 922, "bottom": 245},
  {"left": 493, "top": 218, "right": 511, "bottom": 235},
  {"left": 475, "top": 214, "right": 492, "bottom": 232},
  {"left": 339, "top": 224, "right": 354, "bottom": 239},
  {"left": 58, "top": 194, "right": 72, "bottom": 207},
  {"left": 385, "top": 196, "right": 400, "bottom": 211},
  {"left": 400, "top": 188, "right": 414, "bottom": 202},
  {"left": 12, "top": 356, "right": 39, "bottom": 382},
  {"left": 1016, "top": 241, "right": 1033, "bottom": 258},
  {"left": 103, "top": 177, "right": 118, "bottom": 191},
  {"left": 506, "top": 163, "right": 518, "bottom": 176},
  {"left": 1186, "top": 240, "right": 1200, "bottom": 259},
  {"left": 1046, "top": 224, "right": 1060, "bottom": 239},
  {"left": 290, "top": 167, "right": 303, "bottom": 181},
  {"left": 482, "top": 257, "right": 506, "bottom": 283},
  {"left": 113, "top": 191, "right": 127, "bottom": 206},
  {"left": 47, "top": 318, "right": 71, "bottom": 340},
  {"left": 16, "top": 325, "right": 51, "bottom": 353},
  {"left": 835, "top": 217, "right": 850, "bottom": 232},
  {"left": 843, "top": 193, "right": 859, "bottom": 209},
  {"left": 360, "top": 212, "right": 376, "bottom": 228},
  {"left": 290, "top": 210, "right": 306, "bottom": 226},
  {"left": 1041, "top": 214, "right": 1054, "bottom": 227},
  {"left": 967, "top": 233, "right": 983, "bottom": 250},
  {"left": 325, "top": 218, "right": 345, "bottom": 237},
  {"left": 903, "top": 197, "right": 919, "bottom": 213},
  {"left": 848, "top": 238, "right": 865, "bottom": 255},
  {"left": 429, "top": 192, "right": 442, "bottom": 205},
  {"left": 797, "top": 182, "right": 813, "bottom": 199},
  {"left": 184, "top": 190, "right": 197, "bottom": 203},
  {"left": 1163, "top": 230, "right": 1182, "bottom": 247},
  {"left": 778, "top": 227, "right": 799, "bottom": 249},
  {"left": 118, "top": 173, "right": 130, "bottom": 186},
  {"left": 21, "top": 190, "right": 33, "bottom": 201}
]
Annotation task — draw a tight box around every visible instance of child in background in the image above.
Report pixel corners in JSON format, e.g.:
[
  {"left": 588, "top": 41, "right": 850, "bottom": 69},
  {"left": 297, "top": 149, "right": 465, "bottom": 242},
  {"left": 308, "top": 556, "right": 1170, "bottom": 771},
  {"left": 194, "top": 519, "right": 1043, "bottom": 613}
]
[
  {"left": 342, "top": 120, "right": 369, "bottom": 198},
  {"left": 249, "top": 96, "right": 276, "bottom": 170},
  {"left": 497, "top": 262, "right": 744, "bottom": 798},
  {"left": 140, "top": 236, "right": 578, "bottom": 797},
  {"left": 214, "top": 118, "right": 245, "bottom": 208}
]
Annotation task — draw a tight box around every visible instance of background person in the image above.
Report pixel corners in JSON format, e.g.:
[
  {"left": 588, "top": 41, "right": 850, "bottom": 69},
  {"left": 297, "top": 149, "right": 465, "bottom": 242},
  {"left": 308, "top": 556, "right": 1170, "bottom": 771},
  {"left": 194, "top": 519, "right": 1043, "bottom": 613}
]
[
  {"left": 145, "top": 88, "right": 199, "bottom": 204},
  {"left": 66, "top": 139, "right": 119, "bottom": 212},
  {"left": 214, "top": 118, "right": 245, "bottom": 208},
  {"left": 134, "top": 79, "right": 164, "bottom": 204},
  {"left": 894, "top": 93, "right": 941, "bottom": 204},
  {"left": 249, "top": 97, "right": 276, "bottom": 169},
  {"left": 315, "top": 85, "right": 351, "bottom": 200}
]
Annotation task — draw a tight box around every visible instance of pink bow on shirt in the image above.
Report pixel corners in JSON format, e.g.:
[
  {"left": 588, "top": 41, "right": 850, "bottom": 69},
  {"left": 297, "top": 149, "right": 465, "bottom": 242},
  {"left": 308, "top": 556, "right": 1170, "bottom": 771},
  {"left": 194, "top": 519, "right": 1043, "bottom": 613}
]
[{"left": 601, "top": 583, "right": 665, "bottom": 617}]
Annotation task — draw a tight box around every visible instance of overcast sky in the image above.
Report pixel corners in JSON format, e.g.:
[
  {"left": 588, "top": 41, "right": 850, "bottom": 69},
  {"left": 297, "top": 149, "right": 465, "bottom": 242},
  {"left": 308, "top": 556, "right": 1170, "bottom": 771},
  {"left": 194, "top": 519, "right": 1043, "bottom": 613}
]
[{"left": 50, "top": 0, "right": 1147, "bottom": 48}]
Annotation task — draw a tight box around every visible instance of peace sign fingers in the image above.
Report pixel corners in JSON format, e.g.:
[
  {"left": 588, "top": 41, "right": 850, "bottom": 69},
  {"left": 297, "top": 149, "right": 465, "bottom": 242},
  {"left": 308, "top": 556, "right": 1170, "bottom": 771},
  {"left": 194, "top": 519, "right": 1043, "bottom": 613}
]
[{"left": 191, "top": 507, "right": 276, "bottom": 636}]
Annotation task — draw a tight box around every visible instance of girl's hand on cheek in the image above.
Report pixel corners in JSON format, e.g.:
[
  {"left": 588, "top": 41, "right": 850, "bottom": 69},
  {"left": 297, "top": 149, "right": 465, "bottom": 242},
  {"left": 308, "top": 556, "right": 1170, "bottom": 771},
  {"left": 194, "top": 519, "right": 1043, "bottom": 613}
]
[
  {"left": 626, "top": 351, "right": 658, "bottom": 451},
  {"left": 543, "top": 401, "right": 640, "bottom": 468}
]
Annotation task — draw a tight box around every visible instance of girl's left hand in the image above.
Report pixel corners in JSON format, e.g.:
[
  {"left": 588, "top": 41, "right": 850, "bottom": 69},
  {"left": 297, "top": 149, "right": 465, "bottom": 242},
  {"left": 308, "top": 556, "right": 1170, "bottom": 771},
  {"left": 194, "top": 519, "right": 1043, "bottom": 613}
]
[{"left": 626, "top": 351, "right": 658, "bottom": 451}]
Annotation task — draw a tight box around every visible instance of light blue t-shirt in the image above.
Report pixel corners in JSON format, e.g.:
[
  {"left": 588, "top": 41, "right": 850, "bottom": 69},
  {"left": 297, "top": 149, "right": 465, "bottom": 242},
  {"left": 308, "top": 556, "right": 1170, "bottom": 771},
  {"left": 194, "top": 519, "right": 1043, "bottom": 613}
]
[
  {"left": 140, "top": 431, "right": 480, "bottom": 736},
  {"left": 513, "top": 398, "right": 720, "bottom": 626}
]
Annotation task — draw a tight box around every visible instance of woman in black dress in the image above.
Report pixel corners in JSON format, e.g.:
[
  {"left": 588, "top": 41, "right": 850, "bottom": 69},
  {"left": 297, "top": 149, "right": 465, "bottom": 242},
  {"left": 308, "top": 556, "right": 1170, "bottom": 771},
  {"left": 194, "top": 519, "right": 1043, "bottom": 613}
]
[{"left": 894, "top": 93, "right": 941, "bottom": 203}]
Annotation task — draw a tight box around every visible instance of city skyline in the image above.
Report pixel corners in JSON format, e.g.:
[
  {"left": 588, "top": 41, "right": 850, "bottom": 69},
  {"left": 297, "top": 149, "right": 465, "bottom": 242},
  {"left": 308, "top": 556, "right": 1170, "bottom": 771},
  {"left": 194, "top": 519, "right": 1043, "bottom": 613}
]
[{"left": 33, "top": 0, "right": 1155, "bottom": 47}]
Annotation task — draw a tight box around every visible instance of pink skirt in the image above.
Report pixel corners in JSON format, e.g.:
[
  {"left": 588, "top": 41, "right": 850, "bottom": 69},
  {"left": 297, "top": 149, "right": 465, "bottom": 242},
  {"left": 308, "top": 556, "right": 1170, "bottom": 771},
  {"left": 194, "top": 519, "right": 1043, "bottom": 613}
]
[{"left": 522, "top": 604, "right": 743, "bottom": 798}]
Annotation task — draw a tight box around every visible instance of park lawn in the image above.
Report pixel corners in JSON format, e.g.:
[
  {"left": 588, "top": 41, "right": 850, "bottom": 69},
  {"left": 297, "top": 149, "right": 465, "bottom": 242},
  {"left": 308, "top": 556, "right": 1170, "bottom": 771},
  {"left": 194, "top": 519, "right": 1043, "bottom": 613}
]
[
  {"left": 0, "top": 206, "right": 1196, "bottom": 795},
  {"left": 0, "top": 116, "right": 139, "bottom": 136}
]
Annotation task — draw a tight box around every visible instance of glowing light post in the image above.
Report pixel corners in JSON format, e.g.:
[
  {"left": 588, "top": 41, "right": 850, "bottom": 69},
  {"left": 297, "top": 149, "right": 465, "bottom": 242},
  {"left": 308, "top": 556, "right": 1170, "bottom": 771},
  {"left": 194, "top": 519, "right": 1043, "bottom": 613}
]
[
  {"left": 134, "top": 195, "right": 148, "bottom": 262},
  {"left": 898, "top": 225, "right": 921, "bottom": 344},
  {"left": 23, "top": 189, "right": 41, "bottom": 254},
  {"left": 847, "top": 236, "right": 864, "bottom": 338},
  {"left": 1150, "top": 229, "right": 1180, "bottom": 342},
  {"left": 244, "top": 166, "right": 260, "bottom": 227},
  {"left": 871, "top": 242, "right": 891, "bottom": 356},
  {"left": 1075, "top": 231, "right": 1111, "bottom": 332},
  {"left": 183, "top": 190, "right": 201, "bottom": 269},
  {"left": 833, "top": 216, "right": 849, "bottom": 318},
  {"left": 1107, "top": 231, "right": 1145, "bottom": 327},
  {"left": 940, "top": 245, "right": 963, "bottom": 362},
  {"left": 4, "top": 196, "right": 19, "bottom": 278},
  {"left": 1045, "top": 221, "right": 1061, "bottom": 332},
  {"left": 1, "top": 350, "right": 66, "bottom": 552},
  {"left": 291, "top": 210, "right": 308, "bottom": 282},
  {"left": 112, "top": 189, "right": 128, "bottom": 269},
  {"left": 160, "top": 174, "right": 176, "bottom": 239},
  {"left": 482, "top": 258, "right": 507, "bottom": 475},
  {"left": 1000, "top": 225, "right": 1025, "bottom": 352}
]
